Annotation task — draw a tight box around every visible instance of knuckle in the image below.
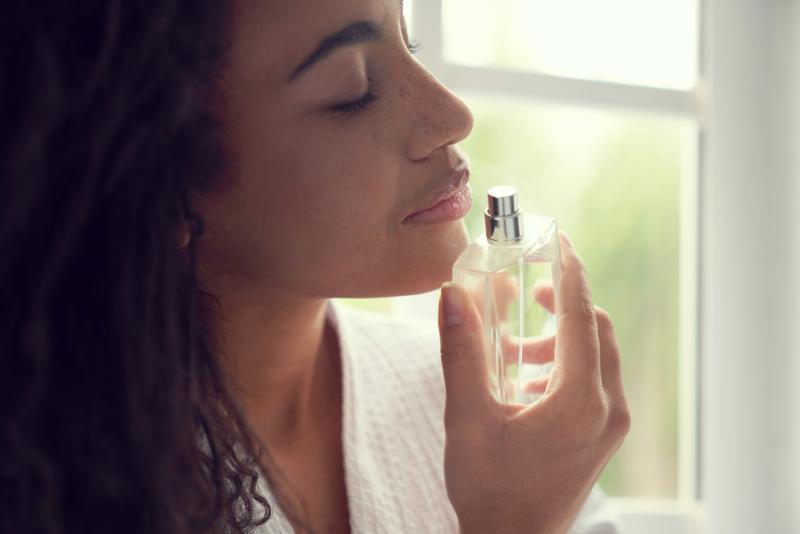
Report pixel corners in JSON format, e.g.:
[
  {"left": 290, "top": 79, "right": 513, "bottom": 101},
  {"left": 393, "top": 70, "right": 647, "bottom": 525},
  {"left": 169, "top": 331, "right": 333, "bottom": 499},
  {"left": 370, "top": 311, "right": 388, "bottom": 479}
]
[
  {"left": 594, "top": 306, "right": 611, "bottom": 326},
  {"left": 562, "top": 296, "right": 597, "bottom": 326},
  {"left": 579, "top": 296, "right": 596, "bottom": 320},
  {"left": 563, "top": 388, "right": 609, "bottom": 442},
  {"left": 587, "top": 392, "right": 611, "bottom": 426},
  {"left": 440, "top": 343, "right": 472, "bottom": 368},
  {"left": 606, "top": 402, "right": 632, "bottom": 438},
  {"left": 594, "top": 306, "right": 617, "bottom": 335}
]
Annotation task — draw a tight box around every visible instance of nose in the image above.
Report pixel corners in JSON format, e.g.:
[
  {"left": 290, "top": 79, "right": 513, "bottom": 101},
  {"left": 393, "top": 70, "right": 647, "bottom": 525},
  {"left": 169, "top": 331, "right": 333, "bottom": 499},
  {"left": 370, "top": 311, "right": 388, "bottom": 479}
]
[{"left": 405, "top": 64, "right": 475, "bottom": 160}]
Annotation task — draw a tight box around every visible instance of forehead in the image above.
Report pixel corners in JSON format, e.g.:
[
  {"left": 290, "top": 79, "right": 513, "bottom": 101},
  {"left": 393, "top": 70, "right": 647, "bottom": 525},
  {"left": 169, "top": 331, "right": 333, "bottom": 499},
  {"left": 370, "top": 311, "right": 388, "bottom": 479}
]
[{"left": 227, "top": 0, "right": 400, "bottom": 86}]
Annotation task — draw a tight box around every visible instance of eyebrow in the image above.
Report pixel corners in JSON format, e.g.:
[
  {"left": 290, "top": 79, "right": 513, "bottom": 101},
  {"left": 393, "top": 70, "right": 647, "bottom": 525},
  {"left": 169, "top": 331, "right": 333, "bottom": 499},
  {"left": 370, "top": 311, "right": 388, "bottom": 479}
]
[{"left": 288, "top": 20, "right": 383, "bottom": 82}]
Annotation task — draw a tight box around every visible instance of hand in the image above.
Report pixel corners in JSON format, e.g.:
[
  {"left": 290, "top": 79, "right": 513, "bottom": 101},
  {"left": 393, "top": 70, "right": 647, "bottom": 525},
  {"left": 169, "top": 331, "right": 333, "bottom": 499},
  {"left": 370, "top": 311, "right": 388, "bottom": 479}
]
[{"left": 437, "top": 232, "right": 631, "bottom": 534}]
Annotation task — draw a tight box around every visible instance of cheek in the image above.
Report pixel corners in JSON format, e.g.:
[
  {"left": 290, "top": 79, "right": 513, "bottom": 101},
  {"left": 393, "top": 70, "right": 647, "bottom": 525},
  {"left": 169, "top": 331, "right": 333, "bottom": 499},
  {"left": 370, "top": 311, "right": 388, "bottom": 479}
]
[
  {"left": 217, "top": 147, "right": 400, "bottom": 293},
  {"left": 210, "top": 100, "right": 470, "bottom": 296}
]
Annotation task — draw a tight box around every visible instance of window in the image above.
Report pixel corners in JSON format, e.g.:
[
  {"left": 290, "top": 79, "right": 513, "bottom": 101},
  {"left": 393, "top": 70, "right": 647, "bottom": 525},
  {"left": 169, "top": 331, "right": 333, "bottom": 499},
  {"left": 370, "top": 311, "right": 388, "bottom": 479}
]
[{"left": 337, "top": 1, "right": 704, "bottom": 530}]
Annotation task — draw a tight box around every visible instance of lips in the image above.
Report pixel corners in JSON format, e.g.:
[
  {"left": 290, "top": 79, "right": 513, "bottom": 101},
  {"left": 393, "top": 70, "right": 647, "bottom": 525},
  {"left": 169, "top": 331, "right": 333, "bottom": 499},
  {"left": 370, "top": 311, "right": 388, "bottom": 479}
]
[{"left": 403, "top": 166, "right": 471, "bottom": 222}]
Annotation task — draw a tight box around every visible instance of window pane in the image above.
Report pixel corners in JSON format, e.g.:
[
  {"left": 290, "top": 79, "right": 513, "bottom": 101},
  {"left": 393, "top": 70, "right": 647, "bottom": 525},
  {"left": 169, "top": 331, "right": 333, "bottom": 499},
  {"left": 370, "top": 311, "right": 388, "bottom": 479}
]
[
  {"left": 456, "top": 95, "right": 693, "bottom": 497},
  {"left": 442, "top": 0, "right": 698, "bottom": 90}
]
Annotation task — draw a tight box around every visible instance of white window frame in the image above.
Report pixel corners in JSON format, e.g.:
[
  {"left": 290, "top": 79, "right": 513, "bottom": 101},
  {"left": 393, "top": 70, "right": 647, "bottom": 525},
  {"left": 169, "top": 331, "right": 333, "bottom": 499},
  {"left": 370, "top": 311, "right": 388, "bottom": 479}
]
[
  {"left": 392, "top": 1, "right": 800, "bottom": 533},
  {"left": 700, "top": 1, "right": 800, "bottom": 534}
]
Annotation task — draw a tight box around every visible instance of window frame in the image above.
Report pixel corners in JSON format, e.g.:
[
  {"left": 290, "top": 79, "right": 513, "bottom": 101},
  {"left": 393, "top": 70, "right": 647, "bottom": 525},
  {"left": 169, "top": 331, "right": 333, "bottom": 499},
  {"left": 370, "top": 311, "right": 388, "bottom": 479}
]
[{"left": 699, "top": 1, "right": 800, "bottom": 534}]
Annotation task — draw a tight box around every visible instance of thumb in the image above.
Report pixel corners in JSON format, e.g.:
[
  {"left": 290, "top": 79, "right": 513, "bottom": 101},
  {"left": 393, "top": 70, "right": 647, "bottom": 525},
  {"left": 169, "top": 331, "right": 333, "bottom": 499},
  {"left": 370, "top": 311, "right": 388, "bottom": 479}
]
[{"left": 438, "top": 282, "right": 492, "bottom": 425}]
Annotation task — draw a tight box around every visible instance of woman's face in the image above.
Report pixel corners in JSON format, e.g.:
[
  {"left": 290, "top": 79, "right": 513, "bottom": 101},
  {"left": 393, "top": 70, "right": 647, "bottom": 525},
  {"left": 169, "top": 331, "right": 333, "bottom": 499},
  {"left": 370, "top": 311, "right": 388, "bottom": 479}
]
[{"left": 193, "top": 0, "right": 474, "bottom": 299}]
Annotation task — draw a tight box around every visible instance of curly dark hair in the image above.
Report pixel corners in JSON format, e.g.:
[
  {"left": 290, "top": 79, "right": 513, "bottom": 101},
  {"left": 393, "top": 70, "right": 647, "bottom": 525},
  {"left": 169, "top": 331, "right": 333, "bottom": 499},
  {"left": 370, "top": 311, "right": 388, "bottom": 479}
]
[{"left": 0, "top": 1, "right": 286, "bottom": 532}]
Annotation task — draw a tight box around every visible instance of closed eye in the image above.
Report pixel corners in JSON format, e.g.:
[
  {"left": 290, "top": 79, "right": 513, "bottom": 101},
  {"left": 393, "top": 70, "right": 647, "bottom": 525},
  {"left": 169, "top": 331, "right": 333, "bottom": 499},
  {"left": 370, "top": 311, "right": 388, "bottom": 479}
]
[
  {"left": 329, "top": 78, "right": 378, "bottom": 116},
  {"left": 328, "top": 40, "right": 421, "bottom": 117}
]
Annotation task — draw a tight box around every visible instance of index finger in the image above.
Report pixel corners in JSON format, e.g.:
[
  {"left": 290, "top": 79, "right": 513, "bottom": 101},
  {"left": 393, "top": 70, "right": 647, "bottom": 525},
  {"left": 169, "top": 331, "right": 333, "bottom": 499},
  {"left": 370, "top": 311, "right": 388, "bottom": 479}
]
[{"left": 554, "top": 232, "right": 602, "bottom": 389}]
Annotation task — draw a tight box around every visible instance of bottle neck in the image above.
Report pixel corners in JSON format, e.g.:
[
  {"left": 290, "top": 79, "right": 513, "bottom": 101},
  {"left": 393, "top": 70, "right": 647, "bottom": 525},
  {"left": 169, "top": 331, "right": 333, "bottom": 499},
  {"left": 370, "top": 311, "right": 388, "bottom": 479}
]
[{"left": 484, "top": 209, "right": 524, "bottom": 243}]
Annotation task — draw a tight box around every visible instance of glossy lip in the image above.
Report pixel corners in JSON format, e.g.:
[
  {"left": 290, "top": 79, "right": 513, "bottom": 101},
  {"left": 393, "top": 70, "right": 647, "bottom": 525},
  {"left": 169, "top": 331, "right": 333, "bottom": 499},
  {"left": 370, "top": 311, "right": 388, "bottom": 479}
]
[
  {"left": 402, "top": 183, "right": 473, "bottom": 224},
  {"left": 402, "top": 167, "right": 471, "bottom": 223}
]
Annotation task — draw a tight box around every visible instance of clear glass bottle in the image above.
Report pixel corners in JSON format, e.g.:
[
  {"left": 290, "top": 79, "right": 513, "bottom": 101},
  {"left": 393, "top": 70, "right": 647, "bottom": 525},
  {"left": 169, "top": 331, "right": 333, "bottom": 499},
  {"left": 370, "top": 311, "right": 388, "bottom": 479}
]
[{"left": 452, "top": 185, "right": 561, "bottom": 405}]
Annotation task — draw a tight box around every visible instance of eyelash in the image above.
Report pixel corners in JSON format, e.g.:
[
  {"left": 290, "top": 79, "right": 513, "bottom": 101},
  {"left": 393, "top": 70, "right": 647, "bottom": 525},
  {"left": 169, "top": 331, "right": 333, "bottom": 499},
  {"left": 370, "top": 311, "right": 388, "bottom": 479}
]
[
  {"left": 330, "top": 76, "right": 378, "bottom": 116},
  {"left": 329, "top": 39, "right": 422, "bottom": 117}
]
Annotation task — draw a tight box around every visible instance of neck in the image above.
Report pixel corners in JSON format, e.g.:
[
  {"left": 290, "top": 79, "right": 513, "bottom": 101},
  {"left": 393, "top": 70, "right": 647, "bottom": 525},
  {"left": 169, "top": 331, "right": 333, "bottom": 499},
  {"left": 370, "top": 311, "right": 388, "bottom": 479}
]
[{"left": 204, "top": 287, "right": 341, "bottom": 449}]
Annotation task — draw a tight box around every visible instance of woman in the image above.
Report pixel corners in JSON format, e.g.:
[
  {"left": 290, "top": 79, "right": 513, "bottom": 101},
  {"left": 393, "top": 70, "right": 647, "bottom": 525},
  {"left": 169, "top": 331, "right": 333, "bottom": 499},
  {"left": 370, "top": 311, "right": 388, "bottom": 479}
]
[{"left": 0, "top": 0, "right": 630, "bottom": 533}]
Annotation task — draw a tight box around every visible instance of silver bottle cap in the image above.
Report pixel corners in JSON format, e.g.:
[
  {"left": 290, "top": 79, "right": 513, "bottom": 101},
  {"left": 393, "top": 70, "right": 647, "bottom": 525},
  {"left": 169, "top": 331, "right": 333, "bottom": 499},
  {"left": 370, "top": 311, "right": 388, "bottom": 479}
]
[{"left": 484, "top": 185, "right": 524, "bottom": 243}]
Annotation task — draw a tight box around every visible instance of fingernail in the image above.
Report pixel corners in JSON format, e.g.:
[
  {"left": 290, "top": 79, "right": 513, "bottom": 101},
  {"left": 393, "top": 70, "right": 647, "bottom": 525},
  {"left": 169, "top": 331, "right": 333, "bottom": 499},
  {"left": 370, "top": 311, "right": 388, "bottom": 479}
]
[
  {"left": 560, "top": 232, "right": 574, "bottom": 248},
  {"left": 441, "top": 282, "right": 465, "bottom": 327}
]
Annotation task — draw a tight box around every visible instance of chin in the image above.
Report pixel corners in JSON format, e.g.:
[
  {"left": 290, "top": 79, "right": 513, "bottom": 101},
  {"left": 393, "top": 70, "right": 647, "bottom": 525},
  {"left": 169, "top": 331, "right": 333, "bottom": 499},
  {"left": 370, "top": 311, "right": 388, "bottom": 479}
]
[{"left": 391, "top": 219, "right": 471, "bottom": 295}]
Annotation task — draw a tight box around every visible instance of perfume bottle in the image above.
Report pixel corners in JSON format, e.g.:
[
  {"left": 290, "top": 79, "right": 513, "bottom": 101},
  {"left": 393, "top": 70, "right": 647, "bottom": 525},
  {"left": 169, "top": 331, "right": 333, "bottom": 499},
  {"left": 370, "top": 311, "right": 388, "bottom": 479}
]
[{"left": 452, "top": 185, "right": 562, "bottom": 405}]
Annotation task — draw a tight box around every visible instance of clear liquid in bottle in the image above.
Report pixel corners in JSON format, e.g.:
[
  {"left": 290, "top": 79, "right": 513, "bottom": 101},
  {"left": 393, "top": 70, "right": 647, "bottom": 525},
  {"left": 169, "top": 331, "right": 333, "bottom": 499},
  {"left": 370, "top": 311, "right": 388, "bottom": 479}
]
[{"left": 452, "top": 185, "right": 561, "bottom": 405}]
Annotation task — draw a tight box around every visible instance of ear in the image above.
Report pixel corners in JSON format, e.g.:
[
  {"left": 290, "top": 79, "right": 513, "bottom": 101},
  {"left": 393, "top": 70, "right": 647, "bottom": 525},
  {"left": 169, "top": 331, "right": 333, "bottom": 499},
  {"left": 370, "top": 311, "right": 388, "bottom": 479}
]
[{"left": 175, "top": 217, "right": 192, "bottom": 249}]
